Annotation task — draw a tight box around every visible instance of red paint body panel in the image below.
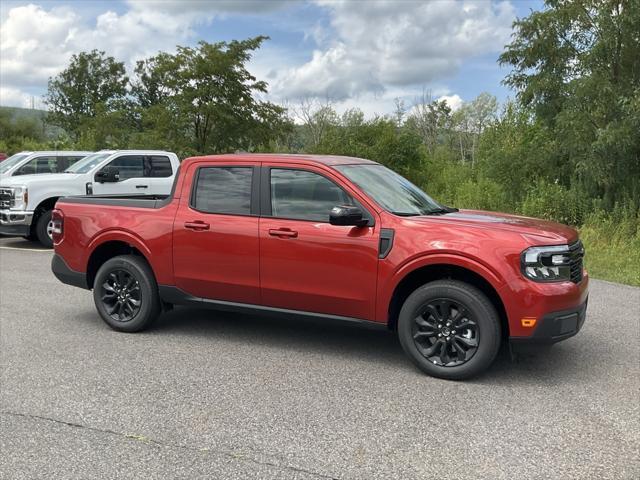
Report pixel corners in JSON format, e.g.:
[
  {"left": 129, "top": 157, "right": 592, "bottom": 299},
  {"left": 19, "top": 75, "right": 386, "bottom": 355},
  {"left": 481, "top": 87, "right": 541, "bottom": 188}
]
[
  {"left": 172, "top": 161, "right": 261, "bottom": 303},
  {"left": 54, "top": 154, "right": 589, "bottom": 341}
]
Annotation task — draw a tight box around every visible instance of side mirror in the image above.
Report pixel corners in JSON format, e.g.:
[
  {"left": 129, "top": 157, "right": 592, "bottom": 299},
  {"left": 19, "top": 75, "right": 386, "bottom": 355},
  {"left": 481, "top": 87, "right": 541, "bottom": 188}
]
[
  {"left": 330, "top": 205, "right": 369, "bottom": 227},
  {"left": 95, "top": 166, "right": 119, "bottom": 183}
]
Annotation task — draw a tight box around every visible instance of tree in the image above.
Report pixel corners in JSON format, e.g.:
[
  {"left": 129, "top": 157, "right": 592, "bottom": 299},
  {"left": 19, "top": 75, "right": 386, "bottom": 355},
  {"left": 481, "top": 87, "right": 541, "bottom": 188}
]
[
  {"left": 452, "top": 93, "right": 498, "bottom": 165},
  {"left": 45, "top": 50, "right": 128, "bottom": 140},
  {"left": 130, "top": 53, "right": 174, "bottom": 108},
  {"left": 405, "top": 90, "right": 452, "bottom": 155},
  {"left": 132, "top": 37, "right": 290, "bottom": 154},
  {"left": 499, "top": 0, "right": 640, "bottom": 206},
  {"left": 293, "top": 97, "right": 339, "bottom": 148}
]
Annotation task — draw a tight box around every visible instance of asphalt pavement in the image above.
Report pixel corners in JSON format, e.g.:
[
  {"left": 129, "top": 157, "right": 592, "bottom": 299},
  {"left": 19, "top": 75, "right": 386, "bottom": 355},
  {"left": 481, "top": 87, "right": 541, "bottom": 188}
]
[{"left": 1, "top": 236, "right": 638, "bottom": 479}]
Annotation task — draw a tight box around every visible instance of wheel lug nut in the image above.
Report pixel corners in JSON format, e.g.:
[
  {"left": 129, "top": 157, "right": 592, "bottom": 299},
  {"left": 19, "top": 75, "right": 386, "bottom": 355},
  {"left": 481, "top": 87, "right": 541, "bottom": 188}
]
[{"left": 438, "top": 333, "right": 442, "bottom": 337}]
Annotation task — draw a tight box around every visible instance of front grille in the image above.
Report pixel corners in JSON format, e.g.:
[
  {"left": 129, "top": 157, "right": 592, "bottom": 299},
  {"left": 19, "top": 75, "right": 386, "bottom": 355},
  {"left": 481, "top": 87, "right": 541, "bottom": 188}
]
[
  {"left": 0, "top": 188, "right": 11, "bottom": 209},
  {"left": 568, "top": 240, "right": 585, "bottom": 283}
]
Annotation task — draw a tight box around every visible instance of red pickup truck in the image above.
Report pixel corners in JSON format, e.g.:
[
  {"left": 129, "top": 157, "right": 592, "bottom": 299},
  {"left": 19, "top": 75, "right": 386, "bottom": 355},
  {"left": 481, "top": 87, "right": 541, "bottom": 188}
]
[{"left": 51, "top": 154, "right": 588, "bottom": 379}]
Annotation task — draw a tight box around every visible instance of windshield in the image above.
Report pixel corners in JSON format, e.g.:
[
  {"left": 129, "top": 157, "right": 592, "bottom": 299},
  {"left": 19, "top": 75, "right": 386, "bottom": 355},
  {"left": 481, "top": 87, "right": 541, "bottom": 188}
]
[
  {"left": 0, "top": 153, "right": 30, "bottom": 174},
  {"left": 65, "top": 153, "right": 112, "bottom": 173},
  {"left": 336, "top": 164, "right": 443, "bottom": 216}
]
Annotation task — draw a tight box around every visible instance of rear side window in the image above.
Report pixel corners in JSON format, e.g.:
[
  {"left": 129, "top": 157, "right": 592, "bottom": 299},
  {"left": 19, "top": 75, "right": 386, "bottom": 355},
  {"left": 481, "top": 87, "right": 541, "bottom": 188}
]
[
  {"left": 145, "top": 156, "right": 172, "bottom": 177},
  {"left": 193, "top": 167, "right": 253, "bottom": 215},
  {"left": 270, "top": 168, "right": 353, "bottom": 222}
]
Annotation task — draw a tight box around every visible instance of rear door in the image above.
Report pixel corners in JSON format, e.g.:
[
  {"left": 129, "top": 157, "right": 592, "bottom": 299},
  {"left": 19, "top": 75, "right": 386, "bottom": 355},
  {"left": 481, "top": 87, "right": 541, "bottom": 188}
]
[
  {"left": 259, "top": 164, "right": 380, "bottom": 320},
  {"left": 172, "top": 161, "right": 261, "bottom": 303},
  {"left": 143, "top": 155, "right": 174, "bottom": 194}
]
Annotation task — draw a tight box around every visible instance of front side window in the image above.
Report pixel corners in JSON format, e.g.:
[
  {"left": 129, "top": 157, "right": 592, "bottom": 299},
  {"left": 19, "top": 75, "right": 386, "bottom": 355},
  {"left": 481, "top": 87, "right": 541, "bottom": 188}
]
[
  {"left": 103, "top": 156, "right": 144, "bottom": 181},
  {"left": 193, "top": 167, "right": 253, "bottom": 215},
  {"left": 270, "top": 168, "right": 354, "bottom": 222},
  {"left": 14, "top": 156, "right": 58, "bottom": 175},
  {"left": 336, "top": 164, "right": 442, "bottom": 216}
]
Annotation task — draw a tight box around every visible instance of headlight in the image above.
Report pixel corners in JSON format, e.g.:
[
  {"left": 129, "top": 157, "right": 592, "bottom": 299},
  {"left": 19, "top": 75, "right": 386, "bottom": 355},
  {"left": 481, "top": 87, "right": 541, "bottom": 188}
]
[
  {"left": 10, "top": 186, "right": 28, "bottom": 210},
  {"left": 521, "top": 245, "right": 572, "bottom": 282}
]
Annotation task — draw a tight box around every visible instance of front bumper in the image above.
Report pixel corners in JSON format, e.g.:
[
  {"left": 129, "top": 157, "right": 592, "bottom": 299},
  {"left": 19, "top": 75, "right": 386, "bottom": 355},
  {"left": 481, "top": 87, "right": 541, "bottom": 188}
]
[
  {"left": 0, "top": 209, "right": 34, "bottom": 236},
  {"left": 510, "top": 298, "right": 588, "bottom": 347}
]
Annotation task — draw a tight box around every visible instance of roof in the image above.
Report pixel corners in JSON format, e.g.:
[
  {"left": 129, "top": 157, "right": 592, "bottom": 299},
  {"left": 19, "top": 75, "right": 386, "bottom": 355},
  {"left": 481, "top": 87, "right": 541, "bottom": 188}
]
[
  {"left": 183, "top": 153, "right": 379, "bottom": 167},
  {"left": 17, "top": 150, "right": 93, "bottom": 156}
]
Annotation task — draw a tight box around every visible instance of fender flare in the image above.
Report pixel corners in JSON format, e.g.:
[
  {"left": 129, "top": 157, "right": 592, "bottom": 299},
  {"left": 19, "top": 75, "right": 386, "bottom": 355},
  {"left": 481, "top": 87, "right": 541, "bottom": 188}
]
[
  {"left": 85, "top": 229, "right": 154, "bottom": 271},
  {"left": 378, "top": 252, "right": 508, "bottom": 323}
]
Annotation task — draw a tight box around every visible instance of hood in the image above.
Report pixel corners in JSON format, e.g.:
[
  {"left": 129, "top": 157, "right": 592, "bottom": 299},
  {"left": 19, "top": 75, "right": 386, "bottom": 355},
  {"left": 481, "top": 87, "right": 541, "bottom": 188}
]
[
  {"left": 409, "top": 209, "right": 578, "bottom": 244},
  {"left": 0, "top": 173, "right": 82, "bottom": 187}
]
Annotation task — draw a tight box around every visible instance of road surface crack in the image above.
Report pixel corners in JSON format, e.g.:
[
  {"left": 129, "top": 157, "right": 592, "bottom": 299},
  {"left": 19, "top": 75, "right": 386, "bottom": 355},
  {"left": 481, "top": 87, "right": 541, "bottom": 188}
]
[{"left": 1, "top": 410, "right": 340, "bottom": 479}]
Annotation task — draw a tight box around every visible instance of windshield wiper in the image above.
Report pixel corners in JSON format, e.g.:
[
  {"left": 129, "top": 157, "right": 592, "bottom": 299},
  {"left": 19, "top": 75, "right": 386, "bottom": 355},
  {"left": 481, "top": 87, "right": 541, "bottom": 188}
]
[
  {"left": 424, "top": 206, "right": 459, "bottom": 215},
  {"left": 391, "top": 211, "right": 421, "bottom": 217}
]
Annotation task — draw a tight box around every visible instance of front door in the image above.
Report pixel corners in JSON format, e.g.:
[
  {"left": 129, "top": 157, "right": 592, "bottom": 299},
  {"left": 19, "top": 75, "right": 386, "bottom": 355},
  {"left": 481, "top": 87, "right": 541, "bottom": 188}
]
[
  {"left": 172, "top": 162, "right": 261, "bottom": 304},
  {"left": 259, "top": 165, "right": 380, "bottom": 320},
  {"left": 93, "top": 155, "right": 175, "bottom": 195}
]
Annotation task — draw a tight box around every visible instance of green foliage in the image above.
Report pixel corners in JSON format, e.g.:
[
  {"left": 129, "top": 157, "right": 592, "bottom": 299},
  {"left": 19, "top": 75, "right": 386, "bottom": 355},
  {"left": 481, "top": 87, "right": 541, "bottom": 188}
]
[
  {"left": 132, "top": 38, "right": 292, "bottom": 156},
  {"left": 580, "top": 205, "right": 640, "bottom": 286},
  {"left": 499, "top": 0, "right": 640, "bottom": 207},
  {"left": 45, "top": 50, "right": 128, "bottom": 141},
  {"left": 520, "top": 181, "right": 589, "bottom": 225}
]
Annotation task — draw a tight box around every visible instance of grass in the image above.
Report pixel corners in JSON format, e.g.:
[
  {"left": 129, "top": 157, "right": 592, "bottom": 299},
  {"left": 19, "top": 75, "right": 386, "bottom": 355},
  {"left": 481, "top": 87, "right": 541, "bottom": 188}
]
[{"left": 579, "top": 214, "right": 640, "bottom": 287}]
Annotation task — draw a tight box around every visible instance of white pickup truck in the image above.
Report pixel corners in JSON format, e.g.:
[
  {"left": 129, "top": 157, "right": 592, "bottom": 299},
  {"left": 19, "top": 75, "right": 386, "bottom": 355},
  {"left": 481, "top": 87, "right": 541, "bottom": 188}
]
[
  {"left": 0, "top": 151, "right": 92, "bottom": 178},
  {"left": 0, "top": 150, "right": 180, "bottom": 247}
]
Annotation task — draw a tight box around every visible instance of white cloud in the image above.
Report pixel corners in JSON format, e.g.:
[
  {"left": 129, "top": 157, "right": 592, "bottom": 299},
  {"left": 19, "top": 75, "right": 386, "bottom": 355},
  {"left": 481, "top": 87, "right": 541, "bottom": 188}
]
[
  {"left": 437, "top": 94, "right": 464, "bottom": 112},
  {"left": 126, "top": 0, "right": 289, "bottom": 14},
  {"left": 0, "top": 3, "right": 195, "bottom": 103},
  {"left": 0, "top": 0, "right": 515, "bottom": 117},
  {"left": 0, "top": 86, "right": 32, "bottom": 108},
  {"left": 270, "top": 0, "right": 515, "bottom": 101}
]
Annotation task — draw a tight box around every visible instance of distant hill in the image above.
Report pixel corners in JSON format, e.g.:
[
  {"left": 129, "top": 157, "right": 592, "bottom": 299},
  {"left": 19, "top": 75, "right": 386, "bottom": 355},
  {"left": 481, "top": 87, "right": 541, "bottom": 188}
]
[{"left": 0, "top": 106, "right": 65, "bottom": 138}]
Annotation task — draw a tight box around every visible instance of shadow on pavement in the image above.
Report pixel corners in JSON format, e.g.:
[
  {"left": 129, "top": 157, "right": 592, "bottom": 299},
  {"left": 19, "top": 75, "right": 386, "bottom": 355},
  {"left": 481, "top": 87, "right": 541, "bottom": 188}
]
[
  {"left": 0, "top": 235, "right": 48, "bottom": 251},
  {"left": 144, "top": 305, "right": 584, "bottom": 382}
]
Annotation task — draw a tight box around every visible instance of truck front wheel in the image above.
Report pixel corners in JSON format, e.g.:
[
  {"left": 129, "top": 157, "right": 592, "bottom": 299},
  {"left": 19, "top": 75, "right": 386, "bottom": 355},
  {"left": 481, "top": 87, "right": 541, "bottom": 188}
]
[
  {"left": 397, "top": 280, "right": 501, "bottom": 380},
  {"left": 35, "top": 210, "right": 54, "bottom": 248},
  {"left": 93, "top": 255, "right": 161, "bottom": 332}
]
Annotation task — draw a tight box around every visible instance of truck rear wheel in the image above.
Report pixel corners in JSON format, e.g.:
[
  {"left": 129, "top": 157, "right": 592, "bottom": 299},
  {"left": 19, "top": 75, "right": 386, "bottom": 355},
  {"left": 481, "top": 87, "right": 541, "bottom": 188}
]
[
  {"left": 35, "top": 210, "right": 53, "bottom": 248},
  {"left": 397, "top": 280, "right": 501, "bottom": 380},
  {"left": 93, "top": 255, "right": 161, "bottom": 332}
]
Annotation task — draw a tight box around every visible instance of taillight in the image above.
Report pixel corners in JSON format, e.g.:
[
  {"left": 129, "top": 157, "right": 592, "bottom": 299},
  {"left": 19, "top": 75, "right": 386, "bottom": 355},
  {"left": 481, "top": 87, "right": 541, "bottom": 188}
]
[{"left": 51, "top": 208, "right": 64, "bottom": 244}]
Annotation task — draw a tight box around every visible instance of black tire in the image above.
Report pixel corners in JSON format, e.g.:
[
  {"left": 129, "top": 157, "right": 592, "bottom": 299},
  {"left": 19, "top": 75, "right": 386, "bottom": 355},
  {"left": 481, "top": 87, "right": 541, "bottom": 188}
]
[
  {"left": 35, "top": 210, "right": 53, "bottom": 248},
  {"left": 397, "top": 280, "right": 501, "bottom": 380},
  {"left": 93, "top": 255, "right": 161, "bottom": 332}
]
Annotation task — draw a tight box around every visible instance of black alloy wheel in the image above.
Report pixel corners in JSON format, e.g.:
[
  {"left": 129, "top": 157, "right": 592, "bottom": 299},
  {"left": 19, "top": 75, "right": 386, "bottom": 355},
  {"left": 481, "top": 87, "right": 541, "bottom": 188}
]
[
  {"left": 100, "top": 269, "right": 142, "bottom": 322},
  {"left": 397, "top": 280, "right": 501, "bottom": 380},
  {"left": 93, "top": 255, "right": 161, "bottom": 332},
  {"left": 412, "top": 299, "right": 479, "bottom": 367}
]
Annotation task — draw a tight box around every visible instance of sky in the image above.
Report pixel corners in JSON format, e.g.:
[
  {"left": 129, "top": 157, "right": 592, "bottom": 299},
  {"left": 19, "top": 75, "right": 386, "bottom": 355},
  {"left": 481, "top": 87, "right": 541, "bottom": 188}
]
[{"left": 0, "top": 0, "right": 543, "bottom": 116}]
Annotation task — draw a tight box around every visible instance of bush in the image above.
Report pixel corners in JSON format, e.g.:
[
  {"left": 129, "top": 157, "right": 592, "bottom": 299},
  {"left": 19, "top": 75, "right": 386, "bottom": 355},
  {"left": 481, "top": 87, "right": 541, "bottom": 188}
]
[
  {"left": 451, "top": 178, "right": 509, "bottom": 211},
  {"left": 521, "top": 181, "right": 588, "bottom": 225},
  {"left": 579, "top": 205, "right": 640, "bottom": 286}
]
